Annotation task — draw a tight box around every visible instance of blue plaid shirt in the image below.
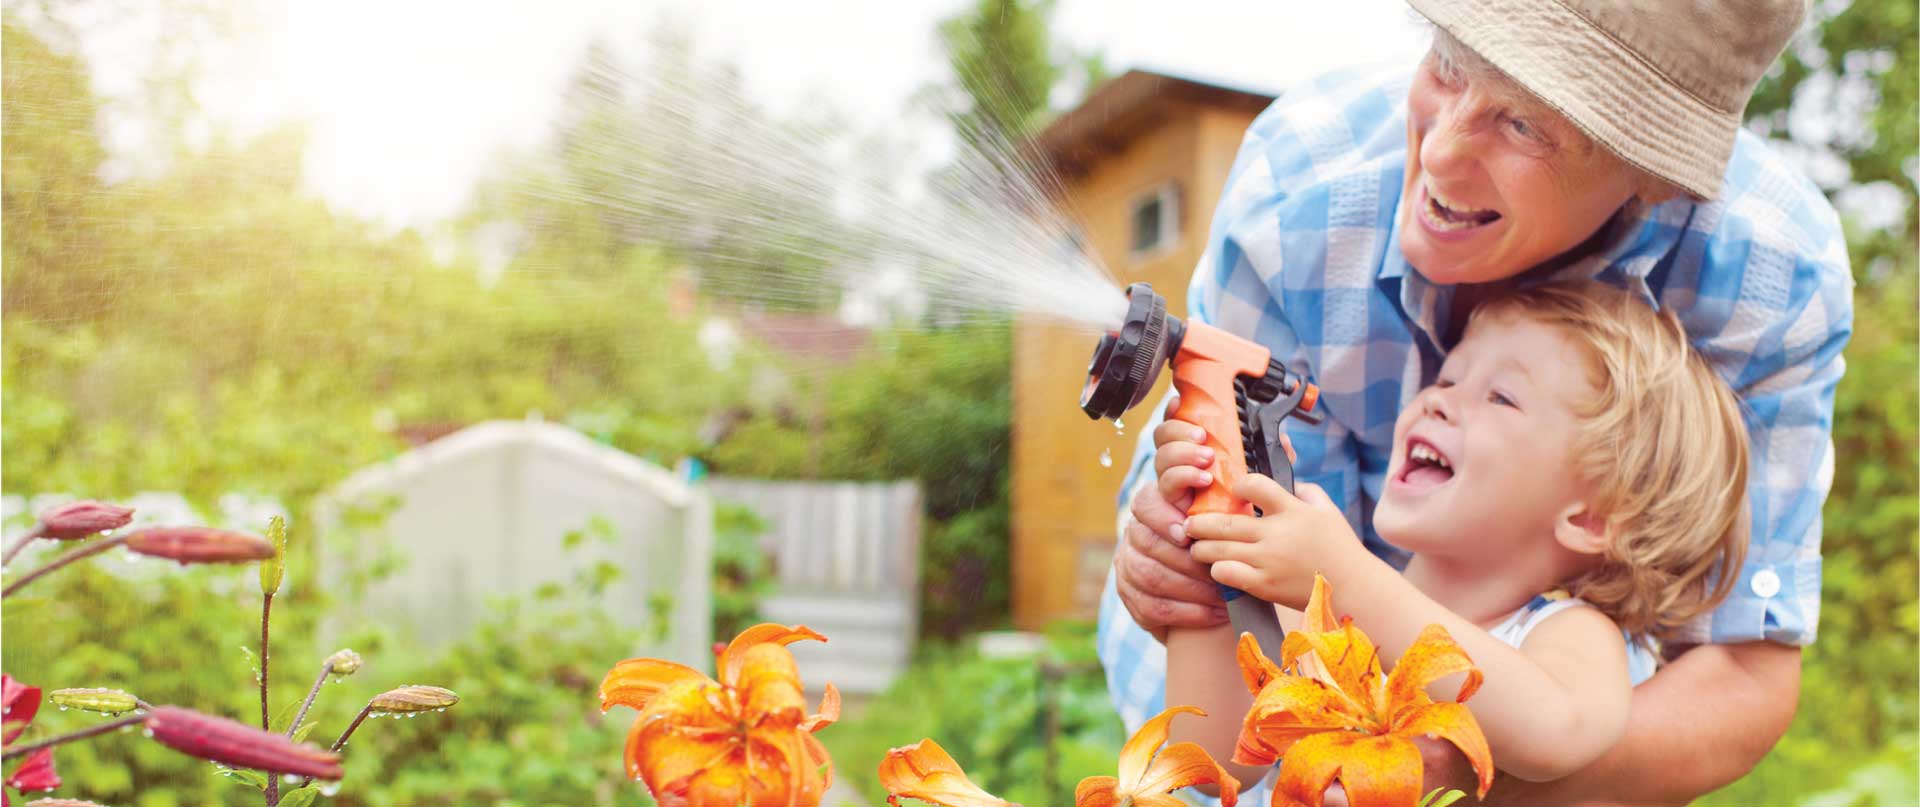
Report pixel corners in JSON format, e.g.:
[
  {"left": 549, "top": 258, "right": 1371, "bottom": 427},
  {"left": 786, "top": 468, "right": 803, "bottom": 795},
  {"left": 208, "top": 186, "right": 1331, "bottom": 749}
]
[{"left": 1098, "top": 63, "right": 1854, "bottom": 750}]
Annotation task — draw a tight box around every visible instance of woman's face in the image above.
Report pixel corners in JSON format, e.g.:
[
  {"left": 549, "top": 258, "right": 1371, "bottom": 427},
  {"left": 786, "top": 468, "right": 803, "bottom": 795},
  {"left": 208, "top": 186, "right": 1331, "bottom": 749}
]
[{"left": 1398, "top": 48, "right": 1642, "bottom": 284}]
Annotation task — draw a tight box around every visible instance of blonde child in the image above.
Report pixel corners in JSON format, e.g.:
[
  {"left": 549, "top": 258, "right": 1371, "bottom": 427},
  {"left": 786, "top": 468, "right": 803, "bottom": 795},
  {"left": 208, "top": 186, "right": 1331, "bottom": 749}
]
[{"left": 1158, "top": 282, "right": 1751, "bottom": 789}]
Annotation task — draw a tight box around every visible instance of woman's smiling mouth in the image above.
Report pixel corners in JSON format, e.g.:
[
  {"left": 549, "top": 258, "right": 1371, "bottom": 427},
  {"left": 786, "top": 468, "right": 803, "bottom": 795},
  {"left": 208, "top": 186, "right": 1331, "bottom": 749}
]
[{"left": 1418, "top": 182, "right": 1503, "bottom": 235}]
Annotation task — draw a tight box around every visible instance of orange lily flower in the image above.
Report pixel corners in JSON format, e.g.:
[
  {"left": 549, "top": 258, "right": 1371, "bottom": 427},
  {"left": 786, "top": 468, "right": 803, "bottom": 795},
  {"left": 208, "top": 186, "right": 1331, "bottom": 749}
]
[
  {"left": 1235, "top": 575, "right": 1494, "bottom": 807},
  {"left": 878, "top": 738, "right": 1015, "bottom": 807},
  {"left": 879, "top": 706, "right": 1238, "bottom": 807},
  {"left": 1076, "top": 705, "right": 1241, "bottom": 807},
  {"left": 600, "top": 623, "right": 842, "bottom": 807}
]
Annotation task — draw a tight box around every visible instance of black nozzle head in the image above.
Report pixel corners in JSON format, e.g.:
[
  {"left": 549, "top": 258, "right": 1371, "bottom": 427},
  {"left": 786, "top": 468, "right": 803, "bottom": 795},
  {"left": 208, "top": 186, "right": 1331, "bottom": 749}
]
[{"left": 1080, "top": 283, "right": 1180, "bottom": 420}]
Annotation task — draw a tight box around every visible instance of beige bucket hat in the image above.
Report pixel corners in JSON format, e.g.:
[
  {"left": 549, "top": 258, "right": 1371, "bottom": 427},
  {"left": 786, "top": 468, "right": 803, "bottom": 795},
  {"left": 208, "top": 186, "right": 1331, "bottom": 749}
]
[{"left": 1406, "top": 0, "right": 1808, "bottom": 199}]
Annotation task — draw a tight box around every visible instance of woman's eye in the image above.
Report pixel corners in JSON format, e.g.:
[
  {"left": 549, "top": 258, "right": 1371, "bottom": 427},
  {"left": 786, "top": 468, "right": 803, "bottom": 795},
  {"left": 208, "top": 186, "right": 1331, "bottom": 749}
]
[
  {"left": 1489, "top": 390, "right": 1518, "bottom": 408},
  {"left": 1507, "top": 116, "right": 1541, "bottom": 141}
]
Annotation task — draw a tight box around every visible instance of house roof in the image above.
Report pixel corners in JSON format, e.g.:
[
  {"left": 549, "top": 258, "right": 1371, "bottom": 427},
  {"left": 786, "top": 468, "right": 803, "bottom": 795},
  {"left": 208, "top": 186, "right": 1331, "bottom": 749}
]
[{"left": 1030, "top": 68, "right": 1277, "bottom": 179}]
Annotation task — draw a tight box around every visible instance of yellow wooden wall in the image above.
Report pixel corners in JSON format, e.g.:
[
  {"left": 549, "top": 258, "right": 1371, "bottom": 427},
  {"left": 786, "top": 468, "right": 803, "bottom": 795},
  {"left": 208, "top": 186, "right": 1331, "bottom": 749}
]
[{"left": 1010, "top": 100, "right": 1267, "bottom": 629}]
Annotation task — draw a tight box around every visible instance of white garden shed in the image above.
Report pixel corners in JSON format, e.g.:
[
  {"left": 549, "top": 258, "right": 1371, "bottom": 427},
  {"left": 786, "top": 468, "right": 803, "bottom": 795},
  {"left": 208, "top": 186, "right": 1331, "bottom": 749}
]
[{"left": 317, "top": 420, "right": 713, "bottom": 667}]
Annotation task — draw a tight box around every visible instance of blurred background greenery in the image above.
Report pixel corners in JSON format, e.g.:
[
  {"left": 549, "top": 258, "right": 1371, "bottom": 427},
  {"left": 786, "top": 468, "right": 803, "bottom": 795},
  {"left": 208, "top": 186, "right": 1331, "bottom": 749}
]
[{"left": 2, "top": 0, "right": 1913, "bottom": 805}]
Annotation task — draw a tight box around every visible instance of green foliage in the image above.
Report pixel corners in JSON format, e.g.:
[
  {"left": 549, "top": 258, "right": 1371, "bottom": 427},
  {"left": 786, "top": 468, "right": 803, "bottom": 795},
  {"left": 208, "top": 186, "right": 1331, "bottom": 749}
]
[
  {"left": 821, "top": 622, "right": 1123, "bottom": 807},
  {"left": 704, "top": 325, "right": 1016, "bottom": 636},
  {"left": 711, "top": 503, "right": 774, "bottom": 641}
]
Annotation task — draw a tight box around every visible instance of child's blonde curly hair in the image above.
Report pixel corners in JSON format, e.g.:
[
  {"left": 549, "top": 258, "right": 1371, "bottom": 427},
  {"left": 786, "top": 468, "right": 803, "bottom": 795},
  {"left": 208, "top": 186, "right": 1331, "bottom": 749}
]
[{"left": 1468, "top": 282, "right": 1750, "bottom": 643}]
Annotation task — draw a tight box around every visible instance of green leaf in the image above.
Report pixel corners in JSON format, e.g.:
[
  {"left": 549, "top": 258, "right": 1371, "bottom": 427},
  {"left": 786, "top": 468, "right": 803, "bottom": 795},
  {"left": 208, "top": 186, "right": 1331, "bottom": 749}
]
[
  {"left": 278, "top": 785, "right": 321, "bottom": 807},
  {"left": 212, "top": 764, "right": 269, "bottom": 790},
  {"left": 260, "top": 514, "right": 287, "bottom": 596},
  {"left": 292, "top": 718, "right": 317, "bottom": 744},
  {"left": 1419, "top": 788, "right": 1467, "bottom": 807}
]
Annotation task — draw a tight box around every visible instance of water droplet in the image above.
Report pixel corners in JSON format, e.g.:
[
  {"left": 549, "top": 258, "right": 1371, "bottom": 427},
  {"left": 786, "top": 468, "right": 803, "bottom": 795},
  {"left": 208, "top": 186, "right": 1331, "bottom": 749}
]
[
  {"left": 1098, "top": 448, "right": 1113, "bottom": 468},
  {"left": 1113, "top": 417, "right": 1125, "bottom": 432},
  {"left": 320, "top": 782, "right": 342, "bottom": 796},
  {"left": 282, "top": 774, "right": 299, "bottom": 785},
  {"left": 58, "top": 705, "right": 68, "bottom": 711},
  {"left": 143, "top": 728, "right": 155, "bottom": 737}
]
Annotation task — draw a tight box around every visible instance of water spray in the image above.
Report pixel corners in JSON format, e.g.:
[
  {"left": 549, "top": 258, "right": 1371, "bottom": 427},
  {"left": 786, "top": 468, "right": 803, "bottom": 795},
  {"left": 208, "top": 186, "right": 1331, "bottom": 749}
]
[{"left": 1080, "top": 283, "right": 1321, "bottom": 659}]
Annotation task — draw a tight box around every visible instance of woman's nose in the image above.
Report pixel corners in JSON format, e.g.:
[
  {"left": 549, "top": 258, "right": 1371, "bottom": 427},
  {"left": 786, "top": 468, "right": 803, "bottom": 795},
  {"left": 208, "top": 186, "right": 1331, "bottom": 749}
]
[{"left": 1419, "top": 99, "right": 1479, "bottom": 180}]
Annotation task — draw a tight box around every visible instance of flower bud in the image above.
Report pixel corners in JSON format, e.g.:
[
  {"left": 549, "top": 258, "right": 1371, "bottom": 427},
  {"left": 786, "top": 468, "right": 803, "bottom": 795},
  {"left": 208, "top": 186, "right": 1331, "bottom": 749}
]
[
  {"left": 48, "top": 688, "right": 140, "bottom": 715},
  {"left": 143, "top": 706, "right": 343, "bottom": 779},
  {"left": 37, "top": 501, "right": 134, "bottom": 540},
  {"left": 123, "top": 527, "right": 275, "bottom": 565},
  {"left": 368, "top": 685, "right": 459, "bottom": 714},
  {"left": 325, "top": 649, "right": 362, "bottom": 676}
]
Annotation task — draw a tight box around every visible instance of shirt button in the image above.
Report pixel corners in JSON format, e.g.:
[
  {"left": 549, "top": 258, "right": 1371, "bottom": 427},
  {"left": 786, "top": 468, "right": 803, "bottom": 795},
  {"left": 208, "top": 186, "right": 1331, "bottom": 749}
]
[{"left": 1751, "top": 567, "right": 1782, "bottom": 599}]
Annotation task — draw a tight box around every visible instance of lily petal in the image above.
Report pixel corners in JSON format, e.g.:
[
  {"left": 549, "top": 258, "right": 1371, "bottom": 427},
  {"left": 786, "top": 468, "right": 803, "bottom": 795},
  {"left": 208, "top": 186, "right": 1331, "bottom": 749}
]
[
  {"left": 1386, "top": 624, "right": 1483, "bottom": 708},
  {"left": 735, "top": 644, "right": 810, "bottom": 728},
  {"left": 1332, "top": 735, "right": 1423, "bottom": 807},
  {"left": 1275, "top": 730, "right": 1358, "bottom": 807},
  {"left": 600, "top": 658, "right": 707, "bottom": 713},
  {"left": 1236, "top": 632, "right": 1283, "bottom": 694},
  {"left": 803, "top": 683, "right": 842, "bottom": 733},
  {"left": 1072, "top": 775, "right": 1121, "bottom": 807},
  {"left": 1299, "top": 574, "right": 1338, "bottom": 634},
  {"left": 1392, "top": 702, "right": 1495, "bottom": 799},
  {"left": 879, "top": 738, "right": 1016, "bottom": 807},
  {"left": 1133, "top": 741, "right": 1240, "bottom": 807},
  {"left": 630, "top": 680, "right": 732, "bottom": 787},
  {"left": 1235, "top": 676, "right": 1365, "bottom": 766},
  {"left": 1115, "top": 705, "right": 1204, "bottom": 789},
  {"left": 718, "top": 624, "right": 827, "bottom": 686}
]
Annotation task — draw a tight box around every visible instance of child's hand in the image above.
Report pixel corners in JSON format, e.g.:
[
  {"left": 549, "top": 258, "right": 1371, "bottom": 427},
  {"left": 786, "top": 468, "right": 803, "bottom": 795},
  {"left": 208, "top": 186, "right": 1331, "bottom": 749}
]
[
  {"left": 1183, "top": 475, "right": 1361, "bottom": 609},
  {"left": 1150, "top": 403, "right": 1216, "bottom": 547}
]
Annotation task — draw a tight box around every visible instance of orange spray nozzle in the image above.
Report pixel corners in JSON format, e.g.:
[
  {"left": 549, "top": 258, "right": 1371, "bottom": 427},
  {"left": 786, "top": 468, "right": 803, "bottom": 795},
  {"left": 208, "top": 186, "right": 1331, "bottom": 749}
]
[{"left": 1079, "top": 283, "right": 1321, "bottom": 658}]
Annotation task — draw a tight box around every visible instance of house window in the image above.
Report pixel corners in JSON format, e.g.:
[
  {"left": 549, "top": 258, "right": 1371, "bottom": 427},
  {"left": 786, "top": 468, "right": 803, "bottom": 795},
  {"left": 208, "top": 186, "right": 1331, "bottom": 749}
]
[{"left": 1130, "top": 183, "right": 1181, "bottom": 258}]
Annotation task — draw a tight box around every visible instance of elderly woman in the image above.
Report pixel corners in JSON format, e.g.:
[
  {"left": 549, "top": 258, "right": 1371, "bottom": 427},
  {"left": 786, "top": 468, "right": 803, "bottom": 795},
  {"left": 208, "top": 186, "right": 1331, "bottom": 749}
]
[{"left": 1101, "top": 0, "right": 1851, "bottom": 804}]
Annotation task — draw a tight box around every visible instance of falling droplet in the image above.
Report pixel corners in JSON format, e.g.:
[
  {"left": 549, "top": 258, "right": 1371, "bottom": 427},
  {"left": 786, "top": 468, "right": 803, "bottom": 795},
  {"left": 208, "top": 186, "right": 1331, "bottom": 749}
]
[
  {"left": 1099, "top": 448, "right": 1113, "bottom": 468},
  {"left": 1113, "top": 417, "right": 1125, "bottom": 432},
  {"left": 58, "top": 706, "right": 68, "bottom": 711}
]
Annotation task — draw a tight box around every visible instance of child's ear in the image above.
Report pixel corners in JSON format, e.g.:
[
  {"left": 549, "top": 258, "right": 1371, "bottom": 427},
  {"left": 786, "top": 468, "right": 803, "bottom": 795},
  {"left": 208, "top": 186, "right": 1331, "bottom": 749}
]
[{"left": 1553, "top": 502, "right": 1612, "bottom": 556}]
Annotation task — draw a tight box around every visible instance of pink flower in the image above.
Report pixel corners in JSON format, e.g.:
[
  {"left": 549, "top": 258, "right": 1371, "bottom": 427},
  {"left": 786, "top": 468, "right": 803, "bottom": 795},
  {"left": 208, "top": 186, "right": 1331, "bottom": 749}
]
[
  {"left": 35, "top": 502, "right": 133, "bottom": 541},
  {"left": 122, "top": 528, "right": 275, "bottom": 565},
  {"left": 2, "top": 675, "right": 40, "bottom": 746},
  {"left": 5, "top": 749, "right": 60, "bottom": 794},
  {"left": 143, "top": 707, "right": 343, "bottom": 779}
]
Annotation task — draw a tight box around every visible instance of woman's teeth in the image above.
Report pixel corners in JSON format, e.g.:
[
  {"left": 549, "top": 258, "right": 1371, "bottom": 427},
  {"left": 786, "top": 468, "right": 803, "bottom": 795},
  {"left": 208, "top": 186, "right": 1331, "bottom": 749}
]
[{"left": 1423, "top": 187, "right": 1501, "bottom": 231}]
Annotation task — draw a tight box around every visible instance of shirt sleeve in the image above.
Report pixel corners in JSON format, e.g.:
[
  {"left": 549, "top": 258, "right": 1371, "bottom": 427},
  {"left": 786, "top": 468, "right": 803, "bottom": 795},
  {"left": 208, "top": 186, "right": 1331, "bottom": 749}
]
[{"left": 1673, "top": 234, "right": 1854, "bottom": 647}]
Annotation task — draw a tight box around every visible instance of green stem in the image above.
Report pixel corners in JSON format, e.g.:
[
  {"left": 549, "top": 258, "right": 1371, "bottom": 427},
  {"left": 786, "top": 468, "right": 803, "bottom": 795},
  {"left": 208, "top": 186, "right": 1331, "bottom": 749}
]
[
  {"left": 330, "top": 704, "right": 374, "bottom": 753},
  {"left": 1, "top": 534, "right": 127, "bottom": 599},
  {"left": 262, "top": 592, "right": 276, "bottom": 806},
  {"left": 1, "top": 524, "right": 47, "bottom": 567},
  {"left": 288, "top": 661, "right": 335, "bottom": 739},
  {"left": 1, "top": 713, "right": 147, "bottom": 761}
]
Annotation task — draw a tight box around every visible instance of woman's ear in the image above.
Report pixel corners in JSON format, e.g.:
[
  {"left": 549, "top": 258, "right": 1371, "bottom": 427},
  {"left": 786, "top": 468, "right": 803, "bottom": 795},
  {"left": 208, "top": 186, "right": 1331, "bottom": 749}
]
[{"left": 1554, "top": 502, "right": 1612, "bottom": 556}]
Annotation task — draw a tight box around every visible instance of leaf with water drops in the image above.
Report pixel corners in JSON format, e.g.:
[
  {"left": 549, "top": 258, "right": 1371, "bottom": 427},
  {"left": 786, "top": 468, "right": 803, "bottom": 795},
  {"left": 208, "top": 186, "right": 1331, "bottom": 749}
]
[
  {"left": 212, "top": 764, "right": 270, "bottom": 791},
  {"left": 292, "top": 719, "right": 317, "bottom": 744},
  {"left": 277, "top": 786, "right": 320, "bottom": 807}
]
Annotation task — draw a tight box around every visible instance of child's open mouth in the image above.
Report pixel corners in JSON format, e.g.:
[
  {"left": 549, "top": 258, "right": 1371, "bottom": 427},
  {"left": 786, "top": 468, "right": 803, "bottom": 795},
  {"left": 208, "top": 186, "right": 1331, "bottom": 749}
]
[
  {"left": 1421, "top": 184, "right": 1502, "bottom": 232},
  {"left": 1398, "top": 437, "right": 1455, "bottom": 488}
]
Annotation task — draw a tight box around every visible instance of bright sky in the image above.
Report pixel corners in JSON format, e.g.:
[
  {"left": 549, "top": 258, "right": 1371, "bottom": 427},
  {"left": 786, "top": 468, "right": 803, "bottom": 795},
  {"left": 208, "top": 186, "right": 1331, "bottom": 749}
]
[{"left": 83, "top": 0, "right": 1431, "bottom": 228}]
